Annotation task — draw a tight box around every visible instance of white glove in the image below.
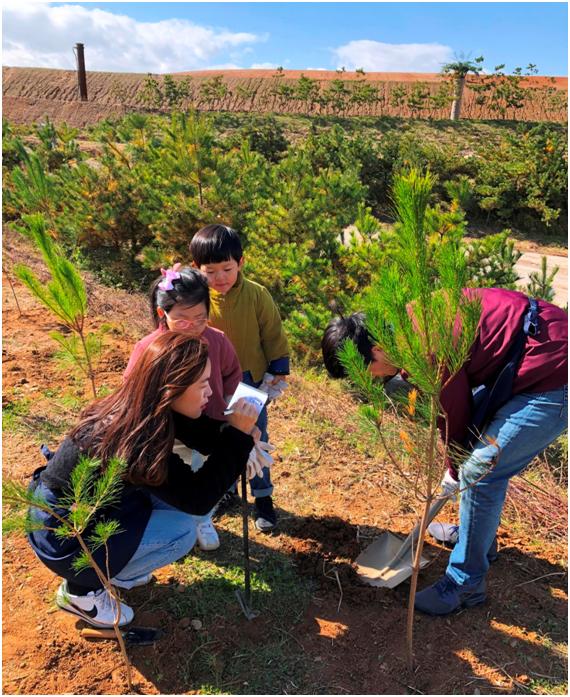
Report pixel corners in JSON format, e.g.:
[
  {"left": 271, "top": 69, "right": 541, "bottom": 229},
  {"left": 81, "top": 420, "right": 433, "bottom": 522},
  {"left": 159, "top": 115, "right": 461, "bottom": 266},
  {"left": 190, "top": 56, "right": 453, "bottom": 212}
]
[
  {"left": 258, "top": 373, "right": 288, "bottom": 401},
  {"left": 440, "top": 470, "right": 460, "bottom": 501},
  {"left": 246, "top": 441, "right": 275, "bottom": 480}
]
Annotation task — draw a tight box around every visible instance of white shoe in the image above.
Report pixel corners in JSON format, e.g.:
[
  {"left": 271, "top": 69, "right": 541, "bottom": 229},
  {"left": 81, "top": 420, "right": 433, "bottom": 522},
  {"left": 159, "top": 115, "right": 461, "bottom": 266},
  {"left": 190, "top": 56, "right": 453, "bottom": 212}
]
[
  {"left": 112, "top": 573, "right": 154, "bottom": 590},
  {"left": 428, "top": 522, "right": 459, "bottom": 545},
  {"left": 196, "top": 520, "right": 220, "bottom": 551},
  {"left": 56, "top": 581, "right": 134, "bottom": 627}
]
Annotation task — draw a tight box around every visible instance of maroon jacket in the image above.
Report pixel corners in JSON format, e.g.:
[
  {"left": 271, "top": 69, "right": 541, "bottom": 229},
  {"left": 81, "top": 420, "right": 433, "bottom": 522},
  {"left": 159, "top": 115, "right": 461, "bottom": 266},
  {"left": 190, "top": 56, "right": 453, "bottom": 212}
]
[{"left": 437, "top": 288, "right": 567, "bottom": 447}]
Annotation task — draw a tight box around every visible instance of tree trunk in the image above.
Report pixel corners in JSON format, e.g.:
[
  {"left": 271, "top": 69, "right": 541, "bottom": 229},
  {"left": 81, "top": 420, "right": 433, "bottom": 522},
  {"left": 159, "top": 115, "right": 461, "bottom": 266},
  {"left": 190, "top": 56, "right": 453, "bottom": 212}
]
[{"left": 450, "top": 75, "right": 466, "bottom": 120}]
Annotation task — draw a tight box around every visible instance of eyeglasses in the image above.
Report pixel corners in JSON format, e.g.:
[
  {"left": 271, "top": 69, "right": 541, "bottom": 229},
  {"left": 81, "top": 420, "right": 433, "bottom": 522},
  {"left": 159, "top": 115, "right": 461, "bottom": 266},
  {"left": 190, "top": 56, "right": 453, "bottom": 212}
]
[{"left": 163, "top": 310, "right": 208, "bottom": 330}]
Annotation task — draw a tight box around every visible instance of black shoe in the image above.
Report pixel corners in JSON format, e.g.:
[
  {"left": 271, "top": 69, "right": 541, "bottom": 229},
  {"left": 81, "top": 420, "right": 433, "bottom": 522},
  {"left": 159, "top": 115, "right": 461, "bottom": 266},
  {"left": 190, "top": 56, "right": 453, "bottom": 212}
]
[
  {"left": 214, "top": 491, "right": 240, "bottom": 517},
  {"left": 254, "top": 496, "right": 277, "bottom": 532}
]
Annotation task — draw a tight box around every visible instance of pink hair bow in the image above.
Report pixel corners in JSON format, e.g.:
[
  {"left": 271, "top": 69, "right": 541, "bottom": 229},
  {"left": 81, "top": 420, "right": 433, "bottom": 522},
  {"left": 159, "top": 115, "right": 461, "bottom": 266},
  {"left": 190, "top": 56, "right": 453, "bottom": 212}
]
[{"left": 158, "top": 264, "right": 181, "bottom": 291}]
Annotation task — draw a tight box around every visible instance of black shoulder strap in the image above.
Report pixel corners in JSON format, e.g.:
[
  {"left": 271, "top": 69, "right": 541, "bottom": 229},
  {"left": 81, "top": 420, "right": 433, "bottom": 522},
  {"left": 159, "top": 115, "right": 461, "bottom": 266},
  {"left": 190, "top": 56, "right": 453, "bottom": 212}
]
[{"left": 466, "top": 297, "right": 539, "bottom": 449}]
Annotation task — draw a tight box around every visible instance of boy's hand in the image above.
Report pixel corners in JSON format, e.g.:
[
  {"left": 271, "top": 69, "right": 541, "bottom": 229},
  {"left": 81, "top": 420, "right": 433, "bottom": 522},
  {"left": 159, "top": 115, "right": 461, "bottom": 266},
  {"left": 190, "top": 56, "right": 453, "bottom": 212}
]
[
  {"left": 259, "top": 373, "right": 288, "bottom": 400},
  {"left": 246, "top": 441, "right": 275, "bottom": 479}
]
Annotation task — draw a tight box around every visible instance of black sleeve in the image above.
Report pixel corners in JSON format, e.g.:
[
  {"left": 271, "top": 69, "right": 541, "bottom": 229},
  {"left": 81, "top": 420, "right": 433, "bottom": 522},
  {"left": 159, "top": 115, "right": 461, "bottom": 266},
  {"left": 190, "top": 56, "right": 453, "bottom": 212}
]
[
  {"left": 172, "top": 412, "right": 227, "bottom": 455},
  {"left": 151, "top": 424, "right": 253, "bottom": 515},
  {"left": 39, "top": 438, "right": 80, "bottom": 491}
]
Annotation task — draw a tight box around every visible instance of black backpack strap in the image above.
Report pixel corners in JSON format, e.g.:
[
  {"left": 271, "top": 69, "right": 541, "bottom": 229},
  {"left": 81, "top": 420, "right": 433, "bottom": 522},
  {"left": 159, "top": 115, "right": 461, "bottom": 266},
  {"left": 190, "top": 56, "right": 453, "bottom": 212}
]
[{"left": 466, "top": 297, "right": 539, "bottom": 449}]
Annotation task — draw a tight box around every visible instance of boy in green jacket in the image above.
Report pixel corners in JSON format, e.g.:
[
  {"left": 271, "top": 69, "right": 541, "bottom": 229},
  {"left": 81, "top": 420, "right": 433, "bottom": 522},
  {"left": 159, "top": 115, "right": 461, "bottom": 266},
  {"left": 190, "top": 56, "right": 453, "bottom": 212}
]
[{"left": 190, "top": 224, "right": 290, "bottom": 531}]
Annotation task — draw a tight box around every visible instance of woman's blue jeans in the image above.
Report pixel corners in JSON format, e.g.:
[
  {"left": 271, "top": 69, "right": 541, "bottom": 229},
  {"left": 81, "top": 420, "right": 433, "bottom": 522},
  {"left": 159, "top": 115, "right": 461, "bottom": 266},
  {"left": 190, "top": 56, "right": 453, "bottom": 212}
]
[
  {"left": 111, "top": 495, "right": 209, "bottom": 588},
  {"left": 447, "top": 385, "right": 568, "bottom": 588}
]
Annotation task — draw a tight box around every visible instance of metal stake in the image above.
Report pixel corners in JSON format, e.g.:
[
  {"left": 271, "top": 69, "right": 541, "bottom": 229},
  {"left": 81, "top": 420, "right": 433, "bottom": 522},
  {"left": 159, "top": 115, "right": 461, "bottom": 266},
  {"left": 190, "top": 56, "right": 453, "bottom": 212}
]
[{"left": 235, "top": 471, "right": 259, "bottom": 620}]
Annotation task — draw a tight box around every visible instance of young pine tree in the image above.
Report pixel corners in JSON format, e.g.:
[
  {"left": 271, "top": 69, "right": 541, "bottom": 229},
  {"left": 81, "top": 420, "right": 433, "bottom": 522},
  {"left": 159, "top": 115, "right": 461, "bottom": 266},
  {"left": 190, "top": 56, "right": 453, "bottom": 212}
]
[
  {"left": 340, "top": 170, "right": 481, "bottom": 671},
  {"left": 526, "top": 255, "right": 559, "bottom": 303},
  {"left": 3, "top": 456, "right": 133, "bottom": 691},
  {"left": 14, "top": 213, "right": 101, "bottom": 398}
]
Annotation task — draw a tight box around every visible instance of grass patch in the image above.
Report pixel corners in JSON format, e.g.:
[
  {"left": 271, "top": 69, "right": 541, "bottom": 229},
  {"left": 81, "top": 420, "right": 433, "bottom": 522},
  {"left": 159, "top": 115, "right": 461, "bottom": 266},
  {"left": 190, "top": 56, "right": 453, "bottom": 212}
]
[
  {"left": 2, "top": 396, "right": 31, "bottom": 432},
  {"left": 144, "top": 520, "right": 315, "bottom": 694}
]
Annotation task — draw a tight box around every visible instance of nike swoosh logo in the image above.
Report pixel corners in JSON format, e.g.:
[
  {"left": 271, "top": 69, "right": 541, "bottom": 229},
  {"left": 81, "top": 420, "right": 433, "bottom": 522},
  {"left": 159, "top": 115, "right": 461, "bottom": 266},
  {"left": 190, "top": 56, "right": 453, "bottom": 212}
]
[{"left": 70, "top": 602, "right": 98, "bottom": 618}]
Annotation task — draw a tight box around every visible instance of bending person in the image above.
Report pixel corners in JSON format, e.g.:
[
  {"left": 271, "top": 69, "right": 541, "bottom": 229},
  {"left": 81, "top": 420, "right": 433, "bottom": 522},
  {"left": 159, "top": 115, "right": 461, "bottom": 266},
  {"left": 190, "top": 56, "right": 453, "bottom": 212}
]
[
  {"left": 322, "top": 288, "right": 567, "bottom": 615},
  {"left": 28, "top": 332, "right": 258, "bottom": 627}
]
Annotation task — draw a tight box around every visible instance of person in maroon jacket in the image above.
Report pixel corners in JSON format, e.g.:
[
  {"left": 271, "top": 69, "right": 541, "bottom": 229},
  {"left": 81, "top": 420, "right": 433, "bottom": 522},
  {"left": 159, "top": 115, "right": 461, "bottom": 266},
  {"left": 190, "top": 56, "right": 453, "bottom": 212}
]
[{"left": 322, "top": 288, "right": 567, "bottom": 615}]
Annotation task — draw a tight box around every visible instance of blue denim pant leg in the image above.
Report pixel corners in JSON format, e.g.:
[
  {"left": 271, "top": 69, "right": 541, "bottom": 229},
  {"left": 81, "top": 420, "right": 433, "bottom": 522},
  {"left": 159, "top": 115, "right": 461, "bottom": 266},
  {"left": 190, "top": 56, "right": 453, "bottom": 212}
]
[
  {"left": 241, "top": 371, "right": 274, "bottom": 499},
  {"left": 447, "top": 386, "right": 568, "bottom": 588},
  {"left": 111, "top": 494, "right": 200, "bottom": 585}
]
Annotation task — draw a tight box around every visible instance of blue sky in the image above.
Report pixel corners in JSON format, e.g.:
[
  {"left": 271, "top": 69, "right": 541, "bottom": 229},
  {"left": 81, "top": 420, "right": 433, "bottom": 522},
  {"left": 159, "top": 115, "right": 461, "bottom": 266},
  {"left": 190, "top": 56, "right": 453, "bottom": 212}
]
[{"left": 3, "top": 2, "right": 568, "bottom": 75}]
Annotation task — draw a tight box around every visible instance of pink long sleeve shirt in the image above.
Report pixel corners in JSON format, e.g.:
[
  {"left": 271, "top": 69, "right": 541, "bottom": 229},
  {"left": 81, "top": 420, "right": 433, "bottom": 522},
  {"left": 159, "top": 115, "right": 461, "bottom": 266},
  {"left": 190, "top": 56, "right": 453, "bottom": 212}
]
[{"left": 124, "top": 326, "right": 242, "bottom": 421}]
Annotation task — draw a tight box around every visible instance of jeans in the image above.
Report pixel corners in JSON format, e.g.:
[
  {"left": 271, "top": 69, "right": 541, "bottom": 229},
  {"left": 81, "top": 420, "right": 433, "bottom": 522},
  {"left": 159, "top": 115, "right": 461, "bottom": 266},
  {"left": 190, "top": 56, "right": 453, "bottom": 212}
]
[
  {"left": 447, "top": 385, "right": 568, "bottom": 588},
  {"left": 241, "top": 371, "right": 274, "bottom": 499},
  {"left": 111, "top": 495, "right": 210, "bottom": 587}
]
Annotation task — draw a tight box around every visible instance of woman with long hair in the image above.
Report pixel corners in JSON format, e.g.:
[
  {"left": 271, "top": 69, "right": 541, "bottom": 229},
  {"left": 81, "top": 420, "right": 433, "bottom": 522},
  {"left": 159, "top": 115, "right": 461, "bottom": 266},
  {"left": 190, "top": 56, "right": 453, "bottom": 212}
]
[{"left": 28, "top": 332, "right": 258, "bottom": 627}]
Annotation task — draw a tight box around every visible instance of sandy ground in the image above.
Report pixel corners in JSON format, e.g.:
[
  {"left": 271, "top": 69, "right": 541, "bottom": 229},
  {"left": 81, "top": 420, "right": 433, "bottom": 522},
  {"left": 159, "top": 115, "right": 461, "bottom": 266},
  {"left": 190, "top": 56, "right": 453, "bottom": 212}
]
[{"left": 516, "top": 253, "right": 568, "bottom": 306}]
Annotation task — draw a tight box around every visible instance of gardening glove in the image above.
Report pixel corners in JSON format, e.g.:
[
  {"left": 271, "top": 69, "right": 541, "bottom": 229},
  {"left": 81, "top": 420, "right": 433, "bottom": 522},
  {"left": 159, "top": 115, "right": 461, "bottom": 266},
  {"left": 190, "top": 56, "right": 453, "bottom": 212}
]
[
  {"left": 258, "top": 373, "right": 288, "bottom": 401},
  {"left": 439, "top": 469, "right": 460, "bottom": 501},
  {"left": 246, "top": 441, "right": 275, "bottom": 480}
]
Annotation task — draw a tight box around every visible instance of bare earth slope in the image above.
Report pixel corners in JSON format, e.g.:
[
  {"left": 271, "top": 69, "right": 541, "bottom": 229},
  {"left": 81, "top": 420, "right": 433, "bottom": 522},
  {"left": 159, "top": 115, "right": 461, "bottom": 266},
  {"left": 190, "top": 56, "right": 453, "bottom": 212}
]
[{"left": 3, "top": 66, "right": 567, "bottom": 126}]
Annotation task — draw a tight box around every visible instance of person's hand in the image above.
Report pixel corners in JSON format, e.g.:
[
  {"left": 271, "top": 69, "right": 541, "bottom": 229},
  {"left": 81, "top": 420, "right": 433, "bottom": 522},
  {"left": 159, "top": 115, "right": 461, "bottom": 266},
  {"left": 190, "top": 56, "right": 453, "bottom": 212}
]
[
  {"left": 246, "top": 441, "right": 275, "bottom": 479},
  {"left": 227, "top": 398, "right": 258, "bottom": 435},
  {"left": 439, "top": 470, "right": 460, "bottom": 501},
  {"left": 251, "top": 426, "right": 262, "bottom": 443},
  {"left": 259, "top": 373, "right": 288, "bottom": 400}
]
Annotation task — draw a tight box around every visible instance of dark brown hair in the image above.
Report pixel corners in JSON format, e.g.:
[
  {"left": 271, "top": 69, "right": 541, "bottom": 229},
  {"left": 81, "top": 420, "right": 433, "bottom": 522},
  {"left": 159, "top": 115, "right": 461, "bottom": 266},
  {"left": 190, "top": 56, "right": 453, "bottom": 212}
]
[{"left": 70, "top": 332, "right": 209, "bottom": 486}]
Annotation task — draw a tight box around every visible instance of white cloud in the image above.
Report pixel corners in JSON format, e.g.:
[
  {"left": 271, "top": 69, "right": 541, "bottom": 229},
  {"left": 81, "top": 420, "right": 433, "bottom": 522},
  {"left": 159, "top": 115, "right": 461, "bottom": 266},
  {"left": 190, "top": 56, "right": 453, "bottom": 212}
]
[
  {"left": 249, "top": 62, "right": 279, "bottom": 70},
  {"left": 333, "top": 40, "right": 453, "bottom": 72},
  {"left": 2, "top": 2, "right": 264, "bottom": 73}
]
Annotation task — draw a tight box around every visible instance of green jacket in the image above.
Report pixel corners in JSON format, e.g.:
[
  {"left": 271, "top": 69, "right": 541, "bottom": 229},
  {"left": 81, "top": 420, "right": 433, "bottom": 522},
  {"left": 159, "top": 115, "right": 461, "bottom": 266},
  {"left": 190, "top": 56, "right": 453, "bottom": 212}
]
[{"left": 209, "top": 273, "right": 289, "bottom": 383}]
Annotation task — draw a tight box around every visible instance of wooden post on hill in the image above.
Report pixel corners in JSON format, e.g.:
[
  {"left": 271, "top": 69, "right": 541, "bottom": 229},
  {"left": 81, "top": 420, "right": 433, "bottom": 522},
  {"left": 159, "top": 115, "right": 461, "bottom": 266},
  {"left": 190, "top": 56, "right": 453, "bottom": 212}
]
[{"left": 74, "top": 43, "right": 88, "bottom": 101}]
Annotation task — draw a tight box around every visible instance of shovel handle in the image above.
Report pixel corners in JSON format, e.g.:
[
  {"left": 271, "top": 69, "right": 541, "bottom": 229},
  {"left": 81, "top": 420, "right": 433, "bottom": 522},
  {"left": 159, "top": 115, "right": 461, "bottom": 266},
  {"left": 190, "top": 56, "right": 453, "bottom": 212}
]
[
  {"left": 389, "top": 496, "right": 449, "bottom": 566},
  {"left": 81, "top": 628, "right": 118, "bottom": 640}
]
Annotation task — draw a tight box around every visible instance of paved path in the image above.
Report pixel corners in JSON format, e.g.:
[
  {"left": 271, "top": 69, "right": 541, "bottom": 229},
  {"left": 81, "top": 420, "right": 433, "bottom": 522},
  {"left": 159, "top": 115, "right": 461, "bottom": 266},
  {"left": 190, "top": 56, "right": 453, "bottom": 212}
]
[{"left": 515, "top": 252, "right": 567, "bottom": 306}]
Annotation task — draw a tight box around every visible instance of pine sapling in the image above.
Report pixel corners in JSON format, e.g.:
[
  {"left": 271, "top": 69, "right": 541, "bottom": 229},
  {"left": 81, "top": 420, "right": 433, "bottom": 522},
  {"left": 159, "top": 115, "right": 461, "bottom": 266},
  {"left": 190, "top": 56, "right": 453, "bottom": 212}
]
[
  {"left": 340, "top": 170, "right": 481, "bottom": 672},
  {"left": 3, "top": 455, "right": 134, "bottom": 692},
  {"left": 14, "top": 213, "right": 100, "bottom": 398},
  {"left": 526, "top": 255, "right": 559, "bottom": 303}
]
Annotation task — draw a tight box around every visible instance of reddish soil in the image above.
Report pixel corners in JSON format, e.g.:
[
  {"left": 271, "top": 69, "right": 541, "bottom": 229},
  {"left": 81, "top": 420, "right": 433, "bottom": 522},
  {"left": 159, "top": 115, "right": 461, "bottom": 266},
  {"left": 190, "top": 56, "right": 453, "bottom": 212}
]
[
  {"left": 2, "top": 66, "right": 567, "bottom": 126},
  {"left": 2, "top": 231, "right": 568, "bottom": 694}
]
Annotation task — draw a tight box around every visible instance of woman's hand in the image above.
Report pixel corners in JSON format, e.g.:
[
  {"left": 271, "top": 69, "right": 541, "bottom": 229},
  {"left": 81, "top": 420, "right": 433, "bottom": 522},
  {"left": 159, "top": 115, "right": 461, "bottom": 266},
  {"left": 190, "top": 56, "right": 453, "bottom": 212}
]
[{"left": 227, "top": 398, "right": 258, "bottom": 435}]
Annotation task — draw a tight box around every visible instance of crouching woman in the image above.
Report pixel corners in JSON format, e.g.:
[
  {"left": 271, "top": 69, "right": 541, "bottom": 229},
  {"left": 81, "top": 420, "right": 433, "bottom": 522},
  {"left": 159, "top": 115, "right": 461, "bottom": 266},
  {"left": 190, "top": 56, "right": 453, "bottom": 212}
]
[{"left": 27, "top": 332, "right": 257, "bottom": 627}]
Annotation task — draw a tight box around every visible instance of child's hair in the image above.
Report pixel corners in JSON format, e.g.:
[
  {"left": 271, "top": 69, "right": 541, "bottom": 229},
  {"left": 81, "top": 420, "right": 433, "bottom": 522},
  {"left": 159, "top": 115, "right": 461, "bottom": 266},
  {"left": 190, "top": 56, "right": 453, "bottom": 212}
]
[
  {"left": 321, "top": 312, "right": 374, "bottom": 378},
  {"left": 70, "top": 332, "right": 209, "bottom": 487},
  {"left": 149, "top": 267, "right": 210, "bottom": 328},
  {"left": 189, "top": 224, "right": 243, "bottom": 266}
]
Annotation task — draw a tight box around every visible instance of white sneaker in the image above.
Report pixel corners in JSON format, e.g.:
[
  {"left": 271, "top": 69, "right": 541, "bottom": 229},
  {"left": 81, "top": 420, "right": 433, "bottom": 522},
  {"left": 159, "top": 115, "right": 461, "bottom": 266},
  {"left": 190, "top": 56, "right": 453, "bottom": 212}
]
[
  {"left": 56, "top": 581, "right": 134, "bottom": 627},
  {"left": 112, "top": 573, "right": 154, "bottom": 590},
  {"left": 428, "top": 522, "right": 459, "bottom": 545},
  {"left": 196, "top": 520, "right": 220, "bottom": 551}
]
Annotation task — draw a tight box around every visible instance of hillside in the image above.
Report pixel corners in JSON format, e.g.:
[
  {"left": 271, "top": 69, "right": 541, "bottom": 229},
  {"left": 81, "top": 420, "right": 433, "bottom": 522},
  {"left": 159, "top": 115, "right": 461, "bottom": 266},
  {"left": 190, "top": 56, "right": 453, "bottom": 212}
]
[
  {"left": 2, "top": 228, "right": 567, "bottom": 695},
  {"left": 2, "top": 66, "right": 567, "bottom": 126}
]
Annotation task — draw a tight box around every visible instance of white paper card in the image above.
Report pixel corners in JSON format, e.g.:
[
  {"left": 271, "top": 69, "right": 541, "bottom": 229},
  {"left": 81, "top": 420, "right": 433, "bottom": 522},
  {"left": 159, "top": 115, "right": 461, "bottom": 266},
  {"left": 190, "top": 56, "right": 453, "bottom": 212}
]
[{"left": 224, "top": 381, "right": 268, "bottom": 415}]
